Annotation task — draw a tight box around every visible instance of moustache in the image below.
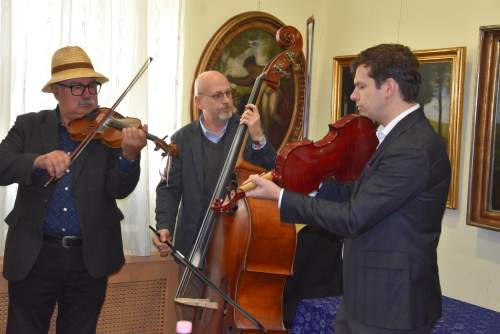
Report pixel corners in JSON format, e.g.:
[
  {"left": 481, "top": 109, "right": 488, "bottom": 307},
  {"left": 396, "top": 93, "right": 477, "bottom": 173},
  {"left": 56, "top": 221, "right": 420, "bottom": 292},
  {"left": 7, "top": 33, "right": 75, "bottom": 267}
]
[{"left": 79, "top": 98, "right": 94, "bottom": 106}]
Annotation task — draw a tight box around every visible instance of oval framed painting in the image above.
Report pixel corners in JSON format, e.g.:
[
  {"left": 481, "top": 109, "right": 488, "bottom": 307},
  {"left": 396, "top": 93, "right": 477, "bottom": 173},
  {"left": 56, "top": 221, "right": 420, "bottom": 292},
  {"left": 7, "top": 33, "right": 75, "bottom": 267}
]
[{"left": 190, "top": 11, "right": 305, "bottom": 151}]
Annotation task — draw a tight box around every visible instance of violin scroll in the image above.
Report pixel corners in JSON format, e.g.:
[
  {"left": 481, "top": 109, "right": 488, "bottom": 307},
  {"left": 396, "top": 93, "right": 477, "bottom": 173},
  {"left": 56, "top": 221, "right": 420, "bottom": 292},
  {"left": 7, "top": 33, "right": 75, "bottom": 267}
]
[{"left": 151, "top": 135, "right": 178, "bottom": 157}]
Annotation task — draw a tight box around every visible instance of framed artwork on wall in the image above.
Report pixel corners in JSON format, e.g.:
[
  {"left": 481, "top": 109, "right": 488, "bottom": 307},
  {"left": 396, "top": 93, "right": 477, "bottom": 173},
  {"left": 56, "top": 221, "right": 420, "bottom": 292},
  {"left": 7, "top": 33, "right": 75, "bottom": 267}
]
[
  {"left": 331, "top": 47, "right": 466, "bottom": 209},
  {"left": 469, "top": 26, "right": 500, "bottom": 231},
  {"left": 191, "top": 11, "right": 305, "bottom": 151}
]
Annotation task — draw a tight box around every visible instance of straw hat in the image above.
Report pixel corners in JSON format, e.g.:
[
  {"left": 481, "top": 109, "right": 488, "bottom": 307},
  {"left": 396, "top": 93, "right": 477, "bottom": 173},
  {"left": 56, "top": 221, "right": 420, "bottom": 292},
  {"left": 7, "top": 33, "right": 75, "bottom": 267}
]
[{"left": 42, "top": 46, "right": 109, "bottom": 93}]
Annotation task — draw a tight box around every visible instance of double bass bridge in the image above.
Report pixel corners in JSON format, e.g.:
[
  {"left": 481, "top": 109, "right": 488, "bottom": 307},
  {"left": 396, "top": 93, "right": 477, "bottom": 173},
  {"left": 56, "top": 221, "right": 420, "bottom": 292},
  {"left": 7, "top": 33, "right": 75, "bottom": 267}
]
[{"left": 174, "top": 297, "right": 218, "bottom": 310}]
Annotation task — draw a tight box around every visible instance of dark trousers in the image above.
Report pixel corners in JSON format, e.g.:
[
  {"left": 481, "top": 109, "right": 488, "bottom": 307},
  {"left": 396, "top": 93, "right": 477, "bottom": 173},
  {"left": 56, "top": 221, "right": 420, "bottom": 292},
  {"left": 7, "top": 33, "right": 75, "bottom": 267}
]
[
  {"left": 6, "top": 239, "right": 108, "bottom": 334},
  {"left": 283, "top": 225, "right": 343, "bottom": 328},
  {"left": 334, "top": 302, "right": 433, "bottom": 334}
]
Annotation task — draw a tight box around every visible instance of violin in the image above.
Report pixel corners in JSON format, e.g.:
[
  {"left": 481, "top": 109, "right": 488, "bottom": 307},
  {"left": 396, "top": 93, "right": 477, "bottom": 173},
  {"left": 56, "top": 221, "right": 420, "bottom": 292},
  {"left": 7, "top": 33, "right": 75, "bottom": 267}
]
[
  {"left": 44, "top": 57, "right": 177, "bottom": 187},
  {"left": 67, "top": 107, "right": 177, "bottom": 156}
]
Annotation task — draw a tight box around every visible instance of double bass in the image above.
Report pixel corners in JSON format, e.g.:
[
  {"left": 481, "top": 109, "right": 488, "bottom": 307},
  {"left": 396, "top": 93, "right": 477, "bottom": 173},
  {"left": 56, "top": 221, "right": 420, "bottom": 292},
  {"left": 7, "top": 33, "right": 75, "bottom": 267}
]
[{"left": 175, "top": 26, "right": 304, "bottom": 333}]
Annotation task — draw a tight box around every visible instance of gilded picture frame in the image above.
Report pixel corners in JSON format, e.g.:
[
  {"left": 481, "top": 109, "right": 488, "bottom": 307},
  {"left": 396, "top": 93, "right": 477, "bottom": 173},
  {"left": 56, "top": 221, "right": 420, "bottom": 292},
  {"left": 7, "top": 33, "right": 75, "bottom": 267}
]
[
  {"left": 190, "top": 11, "right": 305, "bottom": 151},
  {"left": 331, "top": 47, "right": 466, "bottom": 209},
  {"left": 469, "top": 26, "right": 500, "bottom": 231}
]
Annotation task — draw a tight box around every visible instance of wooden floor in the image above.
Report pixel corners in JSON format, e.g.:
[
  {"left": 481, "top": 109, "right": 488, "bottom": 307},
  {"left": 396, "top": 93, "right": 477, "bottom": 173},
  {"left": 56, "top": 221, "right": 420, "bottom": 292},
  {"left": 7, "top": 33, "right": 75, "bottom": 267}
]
[{"left": 0, "top": 254, "right": 179, "bottom": 334}]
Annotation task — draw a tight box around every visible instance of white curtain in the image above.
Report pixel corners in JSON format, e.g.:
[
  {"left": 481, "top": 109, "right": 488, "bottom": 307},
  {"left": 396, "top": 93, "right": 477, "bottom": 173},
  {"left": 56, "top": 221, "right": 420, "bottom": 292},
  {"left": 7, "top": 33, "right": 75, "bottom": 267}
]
[{"left": 0, "top": 0, "right": 182, "bottom": 256}]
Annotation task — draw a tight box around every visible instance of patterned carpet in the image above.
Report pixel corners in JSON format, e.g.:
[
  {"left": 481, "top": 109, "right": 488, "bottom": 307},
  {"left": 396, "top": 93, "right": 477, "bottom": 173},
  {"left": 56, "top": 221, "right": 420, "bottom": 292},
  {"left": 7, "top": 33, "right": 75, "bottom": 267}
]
[{"left": 292, "top": 296, "right": 500, "bottom": 333}]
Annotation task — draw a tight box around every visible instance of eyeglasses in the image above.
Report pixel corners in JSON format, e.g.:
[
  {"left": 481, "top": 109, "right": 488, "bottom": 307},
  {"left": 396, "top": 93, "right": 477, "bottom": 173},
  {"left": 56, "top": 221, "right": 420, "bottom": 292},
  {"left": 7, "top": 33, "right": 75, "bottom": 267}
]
[
  {"left": 198, "top": 89, "right": 232, "bottom": 101},
  {"left": 57, "top": 81, "right": 102, "bottom": 96}
]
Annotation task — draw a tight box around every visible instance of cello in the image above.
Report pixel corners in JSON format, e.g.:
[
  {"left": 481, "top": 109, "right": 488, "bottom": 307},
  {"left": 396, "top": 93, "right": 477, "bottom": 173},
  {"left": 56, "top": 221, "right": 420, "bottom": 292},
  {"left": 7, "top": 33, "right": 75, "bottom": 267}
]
[
  {"left": 213, "top": 113, "right": 378, "bottom": 213},
  {"left": 175, "top": 26, "right": 304, "bottom": 333}
]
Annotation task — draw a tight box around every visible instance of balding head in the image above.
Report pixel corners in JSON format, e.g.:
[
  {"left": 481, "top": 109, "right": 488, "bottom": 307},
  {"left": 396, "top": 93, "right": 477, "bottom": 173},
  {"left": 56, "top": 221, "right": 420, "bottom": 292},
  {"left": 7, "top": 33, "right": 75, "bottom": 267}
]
[
  {"left": 194, "top": 70, "right": 230, "bottom": 96},
  {"left": 193, "top": 70, "right": 234, "bottom": 129}
]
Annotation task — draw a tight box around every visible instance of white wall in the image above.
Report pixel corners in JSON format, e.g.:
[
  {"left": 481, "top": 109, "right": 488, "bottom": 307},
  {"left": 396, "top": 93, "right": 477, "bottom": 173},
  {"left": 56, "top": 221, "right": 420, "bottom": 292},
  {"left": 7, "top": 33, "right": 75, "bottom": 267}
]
[{"left": 180, "top": 0, "right": 500, "bottom": 311}]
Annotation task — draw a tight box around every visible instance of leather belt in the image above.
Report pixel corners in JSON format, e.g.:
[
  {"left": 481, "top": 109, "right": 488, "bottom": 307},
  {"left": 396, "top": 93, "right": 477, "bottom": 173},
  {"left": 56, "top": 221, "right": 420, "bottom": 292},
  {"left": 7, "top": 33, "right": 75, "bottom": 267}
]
[{"left": 43, "top": 234, "right": 83, "bottom": 248}]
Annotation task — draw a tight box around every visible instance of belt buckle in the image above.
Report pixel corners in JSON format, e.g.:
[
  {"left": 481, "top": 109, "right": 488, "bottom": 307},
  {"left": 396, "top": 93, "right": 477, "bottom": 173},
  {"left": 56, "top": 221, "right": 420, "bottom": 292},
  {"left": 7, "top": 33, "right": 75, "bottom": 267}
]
[{"left": 61, "top": 235, "right": 78, "bottom": 249}]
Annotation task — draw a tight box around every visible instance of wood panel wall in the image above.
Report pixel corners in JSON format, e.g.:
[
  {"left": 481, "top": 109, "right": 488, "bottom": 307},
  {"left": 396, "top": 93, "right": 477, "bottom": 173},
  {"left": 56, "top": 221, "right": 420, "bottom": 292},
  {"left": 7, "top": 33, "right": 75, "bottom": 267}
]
[{"left": 0, "top": 255, "right": 179, "bottom": 333}]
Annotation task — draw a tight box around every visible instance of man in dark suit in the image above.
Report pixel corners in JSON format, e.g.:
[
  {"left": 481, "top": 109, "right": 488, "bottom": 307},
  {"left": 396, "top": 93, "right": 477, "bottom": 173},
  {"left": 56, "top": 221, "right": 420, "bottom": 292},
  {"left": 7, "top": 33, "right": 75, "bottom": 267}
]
[
  {"left": 0, "top": 46, "right": 147, "bottom": 334},
  {"left": 247, "top": 44, "right": 451, "bottom": 333}
]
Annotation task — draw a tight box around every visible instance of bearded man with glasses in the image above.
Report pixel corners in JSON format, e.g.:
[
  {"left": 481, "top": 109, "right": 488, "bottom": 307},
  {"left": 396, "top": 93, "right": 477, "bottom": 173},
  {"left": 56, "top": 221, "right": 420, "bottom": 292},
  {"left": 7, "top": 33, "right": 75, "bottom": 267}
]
[
  {"left": 153, "top": 70, "right": 275, "bottom": 321},
  {"left": 0, "top": 45, "right": 147, "bottom": 334}
]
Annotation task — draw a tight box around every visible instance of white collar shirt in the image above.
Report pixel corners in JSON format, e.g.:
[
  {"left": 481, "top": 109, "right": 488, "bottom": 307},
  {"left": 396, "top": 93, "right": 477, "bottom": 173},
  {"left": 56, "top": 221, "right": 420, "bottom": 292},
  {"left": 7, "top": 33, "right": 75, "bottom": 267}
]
[{"left": 376, "top": 103, "right": 420, "bottom": 145}]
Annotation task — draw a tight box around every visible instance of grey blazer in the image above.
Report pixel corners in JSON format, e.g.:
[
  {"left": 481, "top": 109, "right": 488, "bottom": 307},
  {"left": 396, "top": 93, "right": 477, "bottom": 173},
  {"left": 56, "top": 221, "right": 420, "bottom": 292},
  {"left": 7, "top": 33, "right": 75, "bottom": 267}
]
[
  {"left": 281, "top": 109, "right": 451, "bottom": 330},
  {"left": 155, "top": 113, "right": 276, "bottom": 257},
  {"left": 0, "top": 109, "right": 141, "bottom": 281}
]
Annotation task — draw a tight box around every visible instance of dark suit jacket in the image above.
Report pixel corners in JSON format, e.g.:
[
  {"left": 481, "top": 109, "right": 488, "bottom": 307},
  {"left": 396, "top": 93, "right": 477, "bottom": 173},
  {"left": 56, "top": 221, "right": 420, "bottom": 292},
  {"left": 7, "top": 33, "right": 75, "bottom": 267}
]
[
  {"left": 155, "top": 113, "right": 276, "bottom": 257},
  {"left": 0, "top": 109, "right": 141, "bottom": 281},
  {"left": 281, "top": 109, "right": 450, "bottom": 330}
]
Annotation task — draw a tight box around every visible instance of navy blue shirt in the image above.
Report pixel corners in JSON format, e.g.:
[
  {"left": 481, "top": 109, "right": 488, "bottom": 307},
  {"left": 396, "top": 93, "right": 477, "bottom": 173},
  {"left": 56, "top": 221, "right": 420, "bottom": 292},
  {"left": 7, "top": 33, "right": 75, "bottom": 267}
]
[
  {"left": 43, "top": 123, "right": 81, "bottom": 236},
  {"left": 43, "top": 112, "right": 136, "bottom": 237}
]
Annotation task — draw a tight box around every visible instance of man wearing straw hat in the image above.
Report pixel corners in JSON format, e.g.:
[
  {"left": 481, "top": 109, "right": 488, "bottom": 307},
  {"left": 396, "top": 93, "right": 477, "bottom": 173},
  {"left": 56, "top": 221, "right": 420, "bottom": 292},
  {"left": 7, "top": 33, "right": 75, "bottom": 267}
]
[{"left": 0, "top": 46, "right": 147, "bottom": 333}]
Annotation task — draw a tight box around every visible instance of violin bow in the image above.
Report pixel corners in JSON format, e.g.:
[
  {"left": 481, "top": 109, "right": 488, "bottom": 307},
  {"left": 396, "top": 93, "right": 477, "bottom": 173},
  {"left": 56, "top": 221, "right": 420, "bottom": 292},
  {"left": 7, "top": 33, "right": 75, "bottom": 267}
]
[
  {"left": 44, "top": 57, "right": 153, "bottom": 187},
  {"left": 303, "top": 15, "right": 315, "bottom": 139}
]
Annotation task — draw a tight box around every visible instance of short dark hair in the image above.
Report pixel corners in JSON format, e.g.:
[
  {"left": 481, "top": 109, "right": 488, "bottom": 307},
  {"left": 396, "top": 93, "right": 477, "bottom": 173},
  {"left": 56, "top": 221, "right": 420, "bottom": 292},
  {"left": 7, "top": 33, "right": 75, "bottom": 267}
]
[{"left": 351, "top": 44, "right": 421, "bottom": 102}]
